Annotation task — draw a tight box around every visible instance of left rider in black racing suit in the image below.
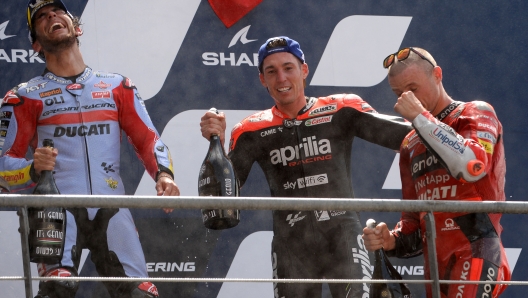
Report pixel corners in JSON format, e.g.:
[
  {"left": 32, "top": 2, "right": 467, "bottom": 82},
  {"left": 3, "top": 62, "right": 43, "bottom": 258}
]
[{"left": 200, "top": 36, "right": 411, "bottom": 298}]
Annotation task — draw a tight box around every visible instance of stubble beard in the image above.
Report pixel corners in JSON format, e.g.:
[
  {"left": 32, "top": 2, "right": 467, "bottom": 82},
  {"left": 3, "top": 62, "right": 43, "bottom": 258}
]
[{"left": 37, "top": 31, "right": 77, "bottom": 55}]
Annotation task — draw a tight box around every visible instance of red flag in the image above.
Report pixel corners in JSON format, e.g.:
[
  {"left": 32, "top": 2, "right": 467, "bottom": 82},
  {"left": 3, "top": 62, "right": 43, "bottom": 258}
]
[{"left": 208, "top": 0, "right": 263, "bottom": 28}]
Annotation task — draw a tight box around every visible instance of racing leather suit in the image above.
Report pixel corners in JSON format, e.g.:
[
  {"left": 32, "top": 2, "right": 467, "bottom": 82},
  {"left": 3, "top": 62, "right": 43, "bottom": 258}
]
[
  {"left": 228, "top": 94, "right": 411, "bottom": 298},
  {"left": 0, "top": 67, "right": 171, "bottom": 297},
  {"left": 389, "top": 101, "right": 511, "bottom": 298}
]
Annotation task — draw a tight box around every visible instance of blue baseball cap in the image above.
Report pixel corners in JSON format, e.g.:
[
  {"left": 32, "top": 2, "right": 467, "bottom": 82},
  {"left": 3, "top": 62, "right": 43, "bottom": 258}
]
[
  {"left": 258, "top": 36, "right": 305, "bottom": 73},
  {"left": 27, "top": 0, "right": 72, "bottom": 31}
]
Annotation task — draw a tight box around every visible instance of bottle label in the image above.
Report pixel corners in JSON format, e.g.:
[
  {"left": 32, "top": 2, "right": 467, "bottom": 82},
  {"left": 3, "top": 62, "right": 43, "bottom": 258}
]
[
  {"left": 37, "top": 210, "right": 64, "bottom": 220},
  {"left": 202, "top": 209, "right": 217, "bottom": 221},
  {"left": 34, "top": 246, "right": 62, "bottom": 257},
  {"left": 224, "top": 178, "right": 233, "bottom": 195},
  {"left": 198, "top": 177, "right": 211, "bottom": 187},
  {"left": 29, "top": 208, "right": 65, "bottom": 262},
  {"left": 36, "top": 222, "right": 64, "bottom": 243}
]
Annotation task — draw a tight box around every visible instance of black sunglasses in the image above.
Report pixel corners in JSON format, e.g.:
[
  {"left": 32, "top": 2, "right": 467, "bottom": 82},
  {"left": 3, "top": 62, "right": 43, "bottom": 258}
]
[
  {"left": 266, "top": 38, "right": 288, "bottom": 50},
  {"left": 383, "top": 47, "right": 435, "bottom": 69}
]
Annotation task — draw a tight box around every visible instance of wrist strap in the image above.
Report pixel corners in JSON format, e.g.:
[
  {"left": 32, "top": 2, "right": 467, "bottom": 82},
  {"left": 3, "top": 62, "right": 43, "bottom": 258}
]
[{"left": 156, "top": 172, "right": 173, "bottom": 182}]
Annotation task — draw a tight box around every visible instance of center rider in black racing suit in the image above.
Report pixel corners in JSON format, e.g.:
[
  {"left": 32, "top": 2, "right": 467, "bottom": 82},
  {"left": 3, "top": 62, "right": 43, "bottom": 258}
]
[{"left": 200, "top": 36, "right": 411, "bottom": 298}]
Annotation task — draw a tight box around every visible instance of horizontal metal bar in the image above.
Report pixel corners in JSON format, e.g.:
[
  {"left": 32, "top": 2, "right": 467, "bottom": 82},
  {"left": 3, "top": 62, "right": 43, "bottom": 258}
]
[
  {"left": 0, "top": 276, "right": 523, "bottom": 285},
  {"left": 0, "top": 194, "right": 525, "bottom": 213}
]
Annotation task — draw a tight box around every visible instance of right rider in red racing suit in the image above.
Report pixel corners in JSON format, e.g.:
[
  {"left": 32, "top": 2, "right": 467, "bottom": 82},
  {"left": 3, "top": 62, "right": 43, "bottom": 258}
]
[
  {"left": 392, "top": 101, "right": 511, "bottom": 298},
  {"left": 362, "top": 47, "right": 511, "bottom": 298}
]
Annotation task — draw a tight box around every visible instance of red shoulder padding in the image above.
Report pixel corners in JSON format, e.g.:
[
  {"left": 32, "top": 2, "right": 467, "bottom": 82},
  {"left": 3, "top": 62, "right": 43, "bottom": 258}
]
[{"left": 2, "top": 90, "right": 21, "bottom": 106}]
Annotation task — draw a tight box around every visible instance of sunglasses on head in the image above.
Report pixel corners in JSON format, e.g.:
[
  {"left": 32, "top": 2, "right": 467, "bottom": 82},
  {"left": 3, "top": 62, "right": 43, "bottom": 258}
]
[
  {"left": 266, "top": 37, "right": 288, "bottom": 50},
  {"left": 383, "top": 47, "right": 436, "bottom": 69}
]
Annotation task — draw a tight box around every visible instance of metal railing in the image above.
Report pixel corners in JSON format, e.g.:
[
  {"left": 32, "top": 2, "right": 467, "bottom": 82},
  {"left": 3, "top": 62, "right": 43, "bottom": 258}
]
[{"left": 1, "top": 194, "right": 523, "bottom": 298}]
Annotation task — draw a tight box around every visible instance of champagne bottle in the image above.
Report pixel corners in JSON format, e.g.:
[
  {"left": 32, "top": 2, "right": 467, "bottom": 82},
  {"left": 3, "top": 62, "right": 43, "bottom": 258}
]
[
  {"left": 367, "top": 219, "right": 412, "bottom": 298},
  {"left": 28, "top": 139, "right": 66, "bottom": 263},
  {"left": 198, "top": 108, "right": 240, "bottom": 230}
]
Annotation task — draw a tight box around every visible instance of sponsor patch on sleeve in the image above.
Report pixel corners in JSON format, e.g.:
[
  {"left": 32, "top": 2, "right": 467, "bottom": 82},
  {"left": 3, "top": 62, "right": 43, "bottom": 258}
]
[
  {"left": 0, "top": 111, "right": 12, "bottom": 119},
  {"left": 0, "top": 166, "right": 32, "bottom": 186},
  {"left": 0, "top": 120, "right": 9, "bottom": 129},
  {"left": 477, "top": 131, "right": 497, "bottom": 144},
  {"left": 478, "top": 139, "right": 494, "bottom": 154}
]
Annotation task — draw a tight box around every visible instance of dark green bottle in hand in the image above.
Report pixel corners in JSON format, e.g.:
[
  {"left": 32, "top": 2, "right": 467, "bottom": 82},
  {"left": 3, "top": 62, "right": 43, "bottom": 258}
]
[
  {"left": 368, "top": 219, "right": 412, "bottom": 298},
  {"left": 28, "top": 139, "right": 66, "bottom": 263},
  {"left": 198, "top": 108, "right": 240, "bottom": 230}
]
